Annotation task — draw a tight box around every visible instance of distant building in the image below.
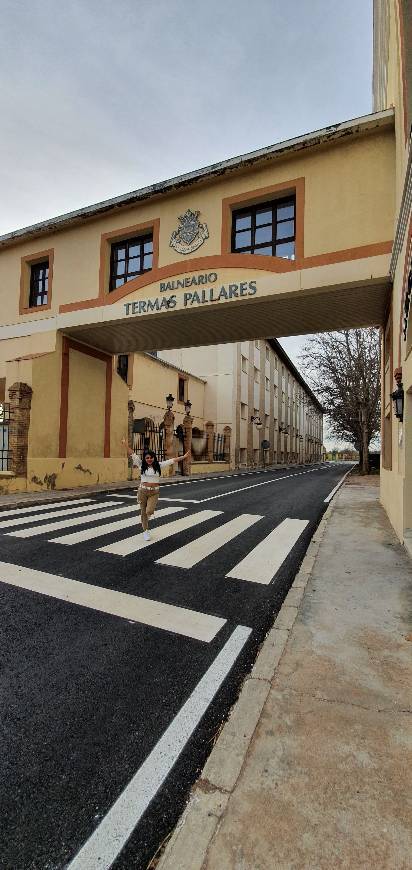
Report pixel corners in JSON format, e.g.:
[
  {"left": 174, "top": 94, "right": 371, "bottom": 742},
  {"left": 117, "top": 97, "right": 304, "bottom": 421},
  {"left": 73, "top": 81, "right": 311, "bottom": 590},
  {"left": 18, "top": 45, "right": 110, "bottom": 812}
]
[{"left": 158, "top": 338, "right": 323, "bottom": 467}]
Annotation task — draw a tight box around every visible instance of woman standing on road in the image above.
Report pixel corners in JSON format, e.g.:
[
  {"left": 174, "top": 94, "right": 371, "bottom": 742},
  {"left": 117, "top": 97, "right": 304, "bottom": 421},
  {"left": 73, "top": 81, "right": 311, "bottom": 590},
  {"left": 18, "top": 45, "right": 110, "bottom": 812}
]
[{"left": 122, "top": 440, "right": 190, "bottom": 541}]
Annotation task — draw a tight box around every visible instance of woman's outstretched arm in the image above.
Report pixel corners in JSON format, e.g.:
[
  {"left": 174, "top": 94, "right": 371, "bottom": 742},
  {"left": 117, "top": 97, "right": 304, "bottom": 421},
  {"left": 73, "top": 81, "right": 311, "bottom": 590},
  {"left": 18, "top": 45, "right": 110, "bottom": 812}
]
[{"left": 169, "top": 450, "right": 191, "bottom": 463}]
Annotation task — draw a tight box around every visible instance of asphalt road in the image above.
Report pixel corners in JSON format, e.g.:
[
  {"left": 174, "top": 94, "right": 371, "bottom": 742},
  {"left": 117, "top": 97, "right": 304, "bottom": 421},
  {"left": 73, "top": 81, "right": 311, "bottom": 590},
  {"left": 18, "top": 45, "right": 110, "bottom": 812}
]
[{"left": 0, "top": 462, "right": 351, "bottom": 869}]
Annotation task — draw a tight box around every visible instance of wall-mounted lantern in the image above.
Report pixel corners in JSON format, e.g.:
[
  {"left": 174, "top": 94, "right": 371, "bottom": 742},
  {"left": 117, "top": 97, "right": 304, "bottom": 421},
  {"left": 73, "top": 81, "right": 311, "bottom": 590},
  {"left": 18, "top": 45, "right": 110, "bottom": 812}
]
[
  {"left": 166, "top": 393, "right": 175, "bottom": 411},
  {"left": 251, "top": 415, "right": 262, "bottom": 430},
  {"left": 391, "top": 382, "right": 404, "bottom": 422},
  {"left": 184, "top": 398, "right": 192, "bottom": 416}
]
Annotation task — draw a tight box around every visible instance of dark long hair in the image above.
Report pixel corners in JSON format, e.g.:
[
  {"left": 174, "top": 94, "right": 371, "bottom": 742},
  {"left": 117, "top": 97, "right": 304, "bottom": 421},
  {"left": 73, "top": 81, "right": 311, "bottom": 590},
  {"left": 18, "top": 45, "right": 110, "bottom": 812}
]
[{"left": 141, "top": 449, "right": 161, "bottom": 475}]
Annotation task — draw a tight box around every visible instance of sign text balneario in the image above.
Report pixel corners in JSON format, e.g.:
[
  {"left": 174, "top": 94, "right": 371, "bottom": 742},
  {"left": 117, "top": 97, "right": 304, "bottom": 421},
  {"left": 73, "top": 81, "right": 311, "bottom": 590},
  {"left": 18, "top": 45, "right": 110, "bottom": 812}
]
[{"left": 123, "top": 273, "right": 257, "bottom": 316}]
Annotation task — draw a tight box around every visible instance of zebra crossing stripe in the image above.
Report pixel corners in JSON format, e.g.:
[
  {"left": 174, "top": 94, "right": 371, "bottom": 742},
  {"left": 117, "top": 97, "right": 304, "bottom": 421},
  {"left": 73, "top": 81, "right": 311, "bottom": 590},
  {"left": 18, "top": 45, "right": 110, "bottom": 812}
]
[
  {"left": 226, "top": 518, "right": 309, "bottom": 584},
  {"left": 50, "top": 506, "right": 186, "bottom": 545},
  {"left": 99, "top": 510, "right": 222, "bottom": 557},
  {"left": 156, "top": 513, "right": 262, "bottom": 569},
  {"left": 5, "top": 502, "right": 127, "bottom": 538},
  {"left": 0, "top": 497, "right": 94, "bottom": 524},
  {"left": 0, "top": 559, "right": 225, "bottom": 642},
  {"left": 67, "top": 625, "right": 250, "bottom": 870},
  {"left": 0, "top": 500, "right": 120, "bottom": 530}
]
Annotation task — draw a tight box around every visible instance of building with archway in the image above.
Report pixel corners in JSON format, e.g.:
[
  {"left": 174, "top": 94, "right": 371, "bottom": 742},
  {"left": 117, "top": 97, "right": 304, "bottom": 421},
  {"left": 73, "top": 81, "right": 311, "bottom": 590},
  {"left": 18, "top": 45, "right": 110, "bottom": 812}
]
[{"left": 0, "top": 0, "right": 410, "bottom": 545}]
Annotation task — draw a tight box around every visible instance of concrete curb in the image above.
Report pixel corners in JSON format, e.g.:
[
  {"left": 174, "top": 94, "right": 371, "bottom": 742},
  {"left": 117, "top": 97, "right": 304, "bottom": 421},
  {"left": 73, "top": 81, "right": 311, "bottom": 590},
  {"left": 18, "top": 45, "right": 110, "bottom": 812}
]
[{"left": 155, "top": 496, "right": 338, "bottom": 870}]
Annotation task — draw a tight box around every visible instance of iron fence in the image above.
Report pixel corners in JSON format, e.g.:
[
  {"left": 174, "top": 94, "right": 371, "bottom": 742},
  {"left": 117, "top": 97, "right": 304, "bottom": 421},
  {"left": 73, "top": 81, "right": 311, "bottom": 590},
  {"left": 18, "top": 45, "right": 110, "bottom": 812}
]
[
  {"left": 213, "top": 432, "right": 225, "bottom": 461},
  {"left": 131, "top": 421, "right": 227, "bottom": 466},
  {"left": 132, "top": 422, "right": 165, "bottom": 461}
]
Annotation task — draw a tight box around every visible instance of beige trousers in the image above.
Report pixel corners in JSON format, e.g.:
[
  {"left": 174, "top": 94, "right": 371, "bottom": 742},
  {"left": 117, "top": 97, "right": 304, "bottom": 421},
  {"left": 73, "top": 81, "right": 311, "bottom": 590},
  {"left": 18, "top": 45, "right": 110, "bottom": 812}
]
[{"left": 138, "top": 486, "right": 159, "bottom": 531}]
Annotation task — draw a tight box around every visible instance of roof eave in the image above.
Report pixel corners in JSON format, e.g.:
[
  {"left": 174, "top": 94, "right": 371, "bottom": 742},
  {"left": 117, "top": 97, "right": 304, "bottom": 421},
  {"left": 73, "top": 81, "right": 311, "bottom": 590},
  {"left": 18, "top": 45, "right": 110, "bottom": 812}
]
[{"left": 0, "top": 109, "right": 394, "bottom": 250}]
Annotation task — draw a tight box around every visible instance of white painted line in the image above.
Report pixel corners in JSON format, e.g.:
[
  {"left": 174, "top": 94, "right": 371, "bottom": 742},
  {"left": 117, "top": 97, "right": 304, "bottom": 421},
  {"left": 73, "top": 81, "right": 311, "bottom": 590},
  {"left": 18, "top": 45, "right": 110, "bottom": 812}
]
[
  {"left": 0, "top": 559, "right": 225, "bottom": 642},
  {"left": 99, "top": 509, "right": 222, "bottom": 557},
  {"left": 158, "top": 497, "right": 202, "bottom": 503},
  {"left": 157, "top": 513, "right": 262, "bottom": 569},
  {"left": 111, "top": 494, "right": 137, "bottom": 499},
  {"left": 50, "top": 506, "right": 185, "bottom": 545},
  {"left": 67, "top": 625, "right": 251, "bottom": 870},
  {"left": 7, "top": 504, "right": 139, "bottom": 538},
  {"left": 0, "top": 500, "right": 120, "bottom": 530},
  {"left": 324, "top": 466, "right": 356, "bottom": 503},
  {"left": 226, "top": 518, "right": 309, "bottom": 584},
  {"left": 194, "top": 468, "right": 320, "bottom": 503},
  {"left": 0, "top": 497, "right": 93, "bottom": 520}
]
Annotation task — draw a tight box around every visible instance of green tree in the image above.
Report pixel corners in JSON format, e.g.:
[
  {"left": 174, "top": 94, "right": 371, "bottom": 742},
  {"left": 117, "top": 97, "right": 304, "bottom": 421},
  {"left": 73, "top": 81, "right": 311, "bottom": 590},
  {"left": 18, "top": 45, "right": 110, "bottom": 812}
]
[{"left": 300, "top": 329, "right": 380, "bottom": 474}]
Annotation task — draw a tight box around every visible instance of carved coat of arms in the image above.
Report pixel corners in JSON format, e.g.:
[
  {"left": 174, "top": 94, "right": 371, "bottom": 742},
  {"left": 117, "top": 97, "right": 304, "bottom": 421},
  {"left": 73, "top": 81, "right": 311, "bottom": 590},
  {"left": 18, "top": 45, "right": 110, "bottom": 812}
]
[{"left": 170, "top": 209, "right": 209, "bottom": 255}]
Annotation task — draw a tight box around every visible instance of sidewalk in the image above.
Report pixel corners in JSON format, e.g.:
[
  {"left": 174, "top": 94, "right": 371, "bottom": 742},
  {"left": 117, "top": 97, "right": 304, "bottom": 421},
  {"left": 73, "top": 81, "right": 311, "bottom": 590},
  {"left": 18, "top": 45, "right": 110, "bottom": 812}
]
[{"left": 157, "top": 478, "right": 412, "bottom": 870}]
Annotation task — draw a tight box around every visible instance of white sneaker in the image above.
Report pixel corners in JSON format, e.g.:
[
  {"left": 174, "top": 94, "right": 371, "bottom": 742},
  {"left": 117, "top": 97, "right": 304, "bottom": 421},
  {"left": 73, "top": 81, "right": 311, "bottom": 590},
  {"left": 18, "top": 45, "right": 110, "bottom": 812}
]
[{"left": 143, "top": 530, "right": 151, "bottom": 542}]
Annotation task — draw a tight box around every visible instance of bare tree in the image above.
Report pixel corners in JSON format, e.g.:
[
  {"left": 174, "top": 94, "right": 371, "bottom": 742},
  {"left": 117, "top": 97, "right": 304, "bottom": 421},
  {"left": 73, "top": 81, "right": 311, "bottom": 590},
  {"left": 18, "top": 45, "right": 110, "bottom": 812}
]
[{"left": 300, "top": 329, "right": 381, "bottom": 474}]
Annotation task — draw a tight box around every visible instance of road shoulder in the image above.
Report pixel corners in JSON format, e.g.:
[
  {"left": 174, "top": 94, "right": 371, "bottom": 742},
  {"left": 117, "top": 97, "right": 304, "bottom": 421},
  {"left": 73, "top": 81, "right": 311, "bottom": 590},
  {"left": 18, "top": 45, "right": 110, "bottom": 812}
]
[{"left": 156, "top": 479, "right": 412, "bottom": 870}]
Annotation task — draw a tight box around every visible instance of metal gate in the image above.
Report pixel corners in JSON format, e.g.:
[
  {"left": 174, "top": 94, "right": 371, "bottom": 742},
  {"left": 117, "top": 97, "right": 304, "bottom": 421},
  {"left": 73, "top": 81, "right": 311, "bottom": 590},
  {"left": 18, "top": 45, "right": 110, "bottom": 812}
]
[
  {"left": 0, "top": 403, "right": 11, "bottom": 471},
  {"left": 132, "top": 420, "right": 165, "bottom": 461}
]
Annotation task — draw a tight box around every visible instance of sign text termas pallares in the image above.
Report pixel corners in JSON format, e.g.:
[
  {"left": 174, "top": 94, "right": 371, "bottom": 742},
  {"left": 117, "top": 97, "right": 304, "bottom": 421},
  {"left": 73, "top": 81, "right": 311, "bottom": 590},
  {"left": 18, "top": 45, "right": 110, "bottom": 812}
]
[{"left": 123, "top": 272, "right": 257, "bottom": 316}]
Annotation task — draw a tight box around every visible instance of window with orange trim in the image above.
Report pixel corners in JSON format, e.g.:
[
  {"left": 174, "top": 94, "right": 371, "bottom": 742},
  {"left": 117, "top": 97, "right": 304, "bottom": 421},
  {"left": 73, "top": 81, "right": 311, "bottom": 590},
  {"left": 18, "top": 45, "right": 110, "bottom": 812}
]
[
  {"left": 231, "top": 196, "right": 295, "bottom": 260},
  {"left": 109, "top": 233, "right": 153, "bottom": 292},
  {"left": 29, "top": 260, "right": 49, "bottom": 307}
]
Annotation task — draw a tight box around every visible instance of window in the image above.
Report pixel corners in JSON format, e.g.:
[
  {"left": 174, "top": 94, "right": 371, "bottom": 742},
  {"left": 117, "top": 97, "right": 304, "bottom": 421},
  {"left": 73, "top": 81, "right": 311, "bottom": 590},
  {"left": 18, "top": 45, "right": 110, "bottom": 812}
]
[
  {"left": 274, "top": 357, "right": 278, "bottom": 370},
  {"left": 265, "top": 377, "right": 270, "bottom": 391},
  {"left": 241, "top": 355, "right": 248, "bottom": 373},
  {"left": 232, "top": 197, "right": 295, "bottom": 260},
  {"left": 255, "top": 339, "right": 260, "bottom": 349},
  {"left": 265, "top": 346, "right": 270, "bottom": 361},
  {"left": 240, "top": 402, "right": 247, "bottom": 420},
  {"left": 254, "top": 367, "right": 260, "bottom": 383},
  {"left": 265, "top": 414, "right": 270, "bottom": 428},
  {"left": 274, "top": 385, "right": 278, "bottom": 397},
  {"left": 29, "top": 261, "right": 49, "bottom": 308},
  {"left": 109, "top": 233, "right": 153, "bottom": 291},
  {"left": 117, "top": 354, "right": 129, "bottom": 383},
  {"left": 178, "top": 375, "right": 186, "bottom": 403}
]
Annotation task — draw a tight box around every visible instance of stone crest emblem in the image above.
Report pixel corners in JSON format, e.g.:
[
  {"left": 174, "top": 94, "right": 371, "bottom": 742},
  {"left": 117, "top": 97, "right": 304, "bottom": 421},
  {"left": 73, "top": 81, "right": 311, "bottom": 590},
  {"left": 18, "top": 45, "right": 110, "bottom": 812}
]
[{"left": 170, "top": 209, "right": 209, "bottom": 255}]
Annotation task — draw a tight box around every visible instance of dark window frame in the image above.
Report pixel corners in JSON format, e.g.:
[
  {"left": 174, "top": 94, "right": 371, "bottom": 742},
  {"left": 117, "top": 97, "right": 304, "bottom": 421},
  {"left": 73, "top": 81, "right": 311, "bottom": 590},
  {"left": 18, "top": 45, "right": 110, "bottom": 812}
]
[
  {"left": 109, "top": 232, "right": 153, "bottom": 292},
  {"left": 117, "top": 354, "right": 129, "bottom": 383},
  {"left": 231, "top": 196, "right": 296, "bottom": 260},
  {"left": 29, "top": 260, "right": 49, "bottom": 308},
  {"left": 178, "top": 375, "right": 186, "bottom": 403}
]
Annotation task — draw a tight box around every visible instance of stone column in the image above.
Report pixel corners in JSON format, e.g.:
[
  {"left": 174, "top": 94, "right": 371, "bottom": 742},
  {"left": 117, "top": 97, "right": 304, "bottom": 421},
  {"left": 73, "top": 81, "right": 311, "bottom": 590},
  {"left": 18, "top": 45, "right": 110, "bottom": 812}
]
[
  {"left": 163, "top": 408, "right": 175, "bottom": 481},
  {"left": 8, "top": 382, "right": 33, "bottom": 478},
  {"left": 128, "top": 400, "right": 135, "bottom": 447},
  {"left": 223, "top": 426, "right": 231, "bottom": 462},
  {"left": 127, "top": 400, "right": 135, "bottom": 480},
  {"left": 182, "top": 412, "right": 192, "bottom": 476},
  {"left": 206, "top": 421, "right": 214, "bottom": 463}
]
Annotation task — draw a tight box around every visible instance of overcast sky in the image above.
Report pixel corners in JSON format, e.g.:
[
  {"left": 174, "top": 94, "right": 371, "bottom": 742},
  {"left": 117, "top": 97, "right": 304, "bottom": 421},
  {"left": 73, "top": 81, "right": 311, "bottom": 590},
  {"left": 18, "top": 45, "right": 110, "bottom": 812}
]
[{"left": 1, "top": 0, "right": 374, "bottom": 445}]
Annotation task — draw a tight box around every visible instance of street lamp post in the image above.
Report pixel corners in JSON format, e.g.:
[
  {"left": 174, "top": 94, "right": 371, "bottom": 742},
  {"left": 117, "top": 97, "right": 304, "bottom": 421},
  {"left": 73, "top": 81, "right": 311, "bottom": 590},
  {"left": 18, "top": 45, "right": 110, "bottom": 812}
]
[
  {"left": 183, "top": 399, "right": 192, "bottom": 476},
  {"left": 251, "top": 415, "right": 263, "bottom": 467}
]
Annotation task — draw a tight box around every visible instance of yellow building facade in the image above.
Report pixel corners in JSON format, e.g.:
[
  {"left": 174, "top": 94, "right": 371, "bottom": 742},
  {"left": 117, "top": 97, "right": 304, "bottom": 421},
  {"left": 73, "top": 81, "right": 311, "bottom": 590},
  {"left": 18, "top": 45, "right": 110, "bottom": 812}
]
[
  {"left": 0, "top": 0, "right": 410, "bottom": 548},
  {"left": 373, "top": 0, "right": 412, "bottom": 548}
]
